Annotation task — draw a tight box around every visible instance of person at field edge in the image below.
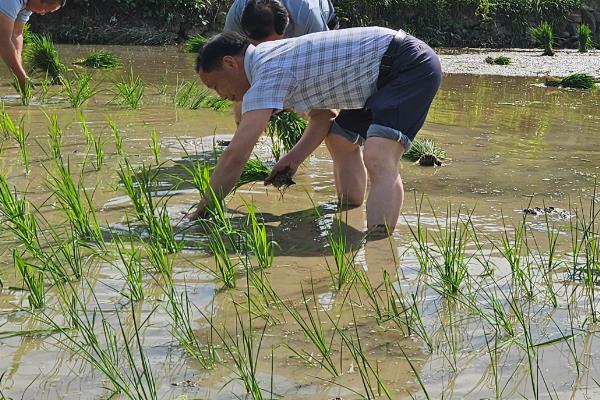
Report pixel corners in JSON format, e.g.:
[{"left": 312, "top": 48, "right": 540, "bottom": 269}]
[
  {"left": 188, "top": 27, "right": 442, "bottom": 235},
  {"left": 0, "top": 0, "right": 66, "bottom": 91},
  {"left": 224, "top": 0, "right": 339, "bottom": 127}
]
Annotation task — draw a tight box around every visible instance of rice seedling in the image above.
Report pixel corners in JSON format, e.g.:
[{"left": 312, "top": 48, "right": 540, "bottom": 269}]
[
  {"left": 157, "top": 70, "right": 169, "bottom": 95},
  {"left": 184, "top": 33, "right": 208, "bottom": 53},
  {"left": 77, "top": 50, "right": 120, "bottom": 69},
  {"left": 530, "top": 21, "right": 555, "bottom": 56},
  {"left": 61, "top": 71, "right": 98, "bottom": 107},
  {"left": 113, "top": 67, "right": 144, "bottom": 109},
  {"left": 92, "top": 133, "right": 105, "bottom": 171},
  {"left": 22, "top": 23, "right": 31, "bottom": 45},
  {"left": 45, "top": 156, "right": 103, "bottom": 244},
  {"left": 46, "top": 111, "right": 63, "bottom": 161},
  {"left": 108, "top": 118, "right": 124, "bottom": 156},
  {"left": 144, "top": 238, "right": 173, "bottom": 279},
  {"left": 239, "top": 159, "right": 271, "bottom": 187},
  {"left": 402, "top": 137, "right": 447, "bottom": 162},
  {"left": 41, "top": 289, "right": 159, "bottom": 400},
  {"left": 0, "top": 173, "right": 43, "bottom": 260},
  {"left": 497, "top": 213, "right": 534, "bottom": 298},
  {"left": 330, "top": 303, "right": 393, "bottom": 399},
  {"left": 485, "top": 55, "right": 511, "bottom": 65},
  {"left": 545, "top": 73, "right": 596, "bottom": 89},
  {"left": 173, "top": 79, "right": 208, "bottom": 109},
  {"left": 427, "top": 206, "right": 473, "bottom": 296},
  {"left": 13, "top": 250, "right": 45, "bottom": 309},
  {"left": 326, "top": 215, "right": 361, "bottom": 291},
  {"left": 266, "top": 111, "right": 307, "bottom": 160},
  {"left": 578, "top": 24, "right": 593, "bottom": 53},
  {"left": 205, "top": 220, "right": 239, "bottom": 289},
  {"left": 4, "top": 112, "right": 30, "bottom": 175},
  {"left": 23, "top": 33, "right": 65, "bottom": 83},
  {"left": 276, "top": 281, "right": 340, "bottom": 376},
  {"left": 113, "top": 235, "right": 145, "bottom": 302},
  {"left": 117, "top": 160, "right": 180, "bottom": 253},
  {"left": 163, "top": 284, "right": 218, "bottom": 369},
  {"left": 204, "top": 95, "right": 232, "bottom": 111},
  {"left": 243, "top": 200, "right": 275, "bottom": 269},
  {"left": 12, "top": 75, "right": 33, "bottom": 106},
  {"left": 150, "top": 128, "right": 160, "bottom": 164}
]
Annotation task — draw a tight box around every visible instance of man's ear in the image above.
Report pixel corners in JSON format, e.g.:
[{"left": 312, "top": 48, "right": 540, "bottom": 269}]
[{"left": 222, "top": 55, "right": 238, "bottom": 70}]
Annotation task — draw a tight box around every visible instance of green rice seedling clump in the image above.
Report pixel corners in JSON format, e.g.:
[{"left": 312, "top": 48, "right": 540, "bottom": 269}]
[
  {"left": 12, "top": 75, "right": 34, "bottom": 106},
  {"left": 185, "top": 34, "right": 208, "bottom": 53},
  {"left": 22, "top": 23, "right": 32, "bottom": 45},
  {"left": 545, "top": 73, "right": 597, "bottom": 89},
  {"left": 578, "top": 24, "right": 593, "bottom": 53},
  {"left": 113, "top": 68, "right": 144, "bottom": 109},
  {"left": 14, "top": 250, "right": 45, "bottom": 309},
  {"left": 530, "top": 21, "right": 555, "bottom": 56},
  {"left": 174, "top": 80, "right": 208, "bottom": 109},
  {"left": 23, "top": 33, "right": 65, "bottom": 83},
  {"left": 61, "top": 71, "right": 98, "bottom": 108},
  {"left": 78, "top": 50, "right": 120, "bottom": 69},
  {"left": 402, "top": 137, "right": 447, "bottom": 162},
  {"left": 266, "top": 111, "right": 307, "bottom": 161},
  {"left": 485, "top": 56, "right": 511, "bottom": 65}
]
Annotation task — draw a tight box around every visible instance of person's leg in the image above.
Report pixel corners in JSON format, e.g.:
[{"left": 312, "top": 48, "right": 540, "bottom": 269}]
[
  {"left": 325, "top": 132, "right": 366, "bottom": 206},
  {"left": 363, "top": 137, "right": 406, "bottom": 230}
]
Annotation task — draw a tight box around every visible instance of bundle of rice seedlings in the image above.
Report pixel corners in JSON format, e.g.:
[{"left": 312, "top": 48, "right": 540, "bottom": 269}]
[
  {"left": 238, "top": 159, "right": 271, "bottom": 187},
  {"left": 530, "top": 21, "right": 555, "bottom": 56},
  {"left": 185, "top": 34, "right": 208, "bottom": 53},
  {"left": 485, "top": 56, "right": 511, "bottom": 65},
  {"left": 402, "top": 138, "right": 447, "bottom": 162},
  {"left": 266, "top": 111, "right": 307, "bottom": 152},
  {"left": 22, "top": 23, "right": 32, "bottom": 45},
  {"left": 23, "top": 33, "right": 65, "bottom": 83},
  {"left": 77, "top": 50, "right": 120, "bottom": 69},
  {"left": 544, "top": 73, "right": 597, "bottom": 90}
]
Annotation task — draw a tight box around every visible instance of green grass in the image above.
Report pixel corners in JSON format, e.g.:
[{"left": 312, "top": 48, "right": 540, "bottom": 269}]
[
  {"left": 77, "top": 50, "right": 120, "bottom": 69},
  {"left": 184, "top": 34, "right": 208, "bottom": 53},
  {"left": 402, "top": 137, "right": 447, "bottom": 162},
  {"left": 530, "top": 21, "right": 555, "bottom": 56},
  {"left": 23, "top": 33, "right": 65, "bottom": 83},
  {"left": 578, "top": 24, "right": 593, "bottom": 53}
]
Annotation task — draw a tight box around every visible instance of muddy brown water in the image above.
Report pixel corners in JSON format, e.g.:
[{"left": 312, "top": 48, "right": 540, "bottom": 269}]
[{"left": 0, "top": 45, "right": 599, "bottom": 399}]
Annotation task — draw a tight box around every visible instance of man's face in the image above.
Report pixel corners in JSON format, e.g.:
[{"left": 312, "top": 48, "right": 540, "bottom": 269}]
[
  {"left": 199, "top": 56, "right": 250, "bottom": 103},
  {"left": 26, "top": 0, "right": 61, "bottom": 15}
]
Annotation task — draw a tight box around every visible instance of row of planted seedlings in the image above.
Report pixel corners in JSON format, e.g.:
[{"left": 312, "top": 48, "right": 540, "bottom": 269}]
[
  {"left": 0, "top": 108, "right": 409, "bottom": 398},
  {"left": 11, "top": 32, "right": 231, "bottom": 111},
  {"left": 5, "top": 102, "right": 592, "bottom": 397}
]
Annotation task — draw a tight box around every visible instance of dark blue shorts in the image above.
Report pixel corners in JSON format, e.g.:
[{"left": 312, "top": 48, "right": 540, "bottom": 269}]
[{"left": 330, "top": 34, "right": 442, "bottom": 150}]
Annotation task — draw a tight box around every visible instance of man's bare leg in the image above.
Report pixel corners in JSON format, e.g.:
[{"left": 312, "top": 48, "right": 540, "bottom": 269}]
[
  {"left": 325, "top": 133, "right": 367, "bottom": 207},
  {"left": 363, "top": 137, "right": 406, "bottom": 232}
]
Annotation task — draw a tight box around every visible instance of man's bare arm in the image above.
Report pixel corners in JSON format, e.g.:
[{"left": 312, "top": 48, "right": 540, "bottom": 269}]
[
  {"left": 188, "top": 108, "right": 273, "bottom": 219},
  {"left": 0, "top": 13, "right": 28, "bottom": 88},
  {"left": 266, "top": 108, "right": 336, "bottom": 183}
]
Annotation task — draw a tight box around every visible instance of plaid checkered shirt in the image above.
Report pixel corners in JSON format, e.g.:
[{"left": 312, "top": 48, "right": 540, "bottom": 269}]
[{"left": 241, "top": 27, "right": 396, "bottom": 115}]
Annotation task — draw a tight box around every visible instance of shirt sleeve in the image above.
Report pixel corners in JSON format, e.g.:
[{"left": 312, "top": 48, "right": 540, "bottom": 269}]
[
  {"left": 242, "top": 71, "right": 296, "bottom": 114},
  {"left": 16, "top": 9, "right": 32, "bottom": 23},
  {"left": 0, "top": 1, "right": 21, "bottom": 21},
  {"left": 223, "top": 0, "right": 243, "bottom": 33}
]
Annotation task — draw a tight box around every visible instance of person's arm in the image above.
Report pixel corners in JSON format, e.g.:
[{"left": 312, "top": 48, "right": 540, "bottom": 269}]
[
  {"left": 223, "top": 0, "right": 243, "bottom": 33},
  {"left": 11, "top": 20, "right": 24, "bottom": 61},
  {"left": 265, "top": 108, "right": 336, "bottom": 183},
  {"left": 0, "top": 13, "right": 28, "bottom": 89},
  {"left": 188, "top": 108, "right": 274, "bottom": 220},
  {"left": 300, "top": 5, "right": 330, "bottom": 34}
]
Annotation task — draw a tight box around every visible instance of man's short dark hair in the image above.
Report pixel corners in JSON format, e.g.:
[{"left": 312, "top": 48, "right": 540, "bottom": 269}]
[
  {"left": 241, "top": 0, "right": 289, "bottom": 41},
  {"left": 195, "top": 32, "right": 251, "bottom": 73}
]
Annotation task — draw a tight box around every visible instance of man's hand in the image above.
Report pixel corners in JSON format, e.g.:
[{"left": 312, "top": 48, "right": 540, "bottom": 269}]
[
  {"left": 186, "top": 199, "right": 210, "bottom": 221},
  {"left": 265, "top": 153, "right": 300, "bottom": 184}
]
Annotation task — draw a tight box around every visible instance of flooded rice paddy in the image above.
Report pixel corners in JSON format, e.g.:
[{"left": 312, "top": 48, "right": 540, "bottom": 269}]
[{"left": 0, "top": 45, "right": 599, "bottom": 399}]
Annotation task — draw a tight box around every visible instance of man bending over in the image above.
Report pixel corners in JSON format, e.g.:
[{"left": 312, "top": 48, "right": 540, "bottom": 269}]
[{"left": 189, "top": 28, "right": 441, "bottom": 234}]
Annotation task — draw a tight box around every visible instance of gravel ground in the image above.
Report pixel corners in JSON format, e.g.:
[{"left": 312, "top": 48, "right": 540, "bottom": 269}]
[{"left": 439, "top": 48, "right": 600, "bottom": 77}]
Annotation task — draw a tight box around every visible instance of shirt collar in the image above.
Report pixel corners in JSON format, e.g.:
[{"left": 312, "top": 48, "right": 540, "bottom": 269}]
[{"left": 244, "top": 44, "right": 256, "bottom": 84}]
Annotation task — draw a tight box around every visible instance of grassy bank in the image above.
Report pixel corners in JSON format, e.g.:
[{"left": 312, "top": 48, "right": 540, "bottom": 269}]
[{"left": 28, "top": 0, "right": 592, "bottom": 48}]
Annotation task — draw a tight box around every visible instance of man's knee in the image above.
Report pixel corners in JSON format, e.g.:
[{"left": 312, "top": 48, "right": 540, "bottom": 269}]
[{"left": 363, "top": 150, "right": 395, "bottom": 176}]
